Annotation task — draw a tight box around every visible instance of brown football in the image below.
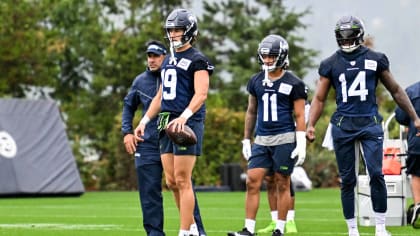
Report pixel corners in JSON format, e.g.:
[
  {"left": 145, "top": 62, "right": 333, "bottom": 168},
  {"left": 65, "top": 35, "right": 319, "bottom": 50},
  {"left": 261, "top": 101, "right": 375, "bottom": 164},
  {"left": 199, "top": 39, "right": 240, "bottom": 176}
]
[{"left": 165, "top": 123, "right": 197, "bottom": 146}]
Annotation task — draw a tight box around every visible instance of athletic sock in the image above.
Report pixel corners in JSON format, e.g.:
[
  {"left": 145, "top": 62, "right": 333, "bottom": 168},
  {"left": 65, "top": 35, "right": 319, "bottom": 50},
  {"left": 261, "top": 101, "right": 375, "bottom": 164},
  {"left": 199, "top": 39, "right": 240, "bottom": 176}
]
[
  {"left": 178, "top": 229, "right": 189, "bottom": 236},
  {"left": 245, "top": 219, "right": 256, "bottom": 233},
  {"left": 287, "top": 210, "right": 295, "bottom": 221},
  {"left": 271, "top": 210, "right": 278, "bottom": 221},
  {"left": 275, "top": 220, "right": 286, "bottom": 233}
]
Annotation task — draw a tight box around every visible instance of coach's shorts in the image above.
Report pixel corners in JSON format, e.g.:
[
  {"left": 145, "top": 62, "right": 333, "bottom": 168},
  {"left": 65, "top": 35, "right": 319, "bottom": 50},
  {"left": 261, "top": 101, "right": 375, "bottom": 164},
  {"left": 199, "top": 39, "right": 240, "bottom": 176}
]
[
  {"left": 248, "top": 142, "right": 295, "bottom": 175},
  {"left": 159, "top": 119, "right": 204, "bottom": 156},
  {"left": 406, "top": 154, "right": 420, "bottom": 177}
]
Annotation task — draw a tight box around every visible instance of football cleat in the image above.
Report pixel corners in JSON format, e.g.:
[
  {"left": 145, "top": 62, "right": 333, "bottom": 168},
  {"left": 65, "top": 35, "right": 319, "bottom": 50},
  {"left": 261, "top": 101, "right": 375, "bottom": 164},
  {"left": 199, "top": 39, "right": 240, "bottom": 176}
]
[
  {"left": 407, "top": 204, "right": 414, "bottom": 225},
  {"left": 348, "top": 231, "right": 360, "bottom": 236},
  {"left": 271, "top": 229, "right": 284, "bottom": 236},
  {"left": 375, "top": 230, "right": 391, "bottom": 236},
  {"left": 411, "top": 203, "right": 420, "bottom": 229},
  {"left": 227, "top": 228, "right": 254, "bottom": 236},
  {"left": 285, "top": 219, "right": 298, "bottom": 233},
  {"left": 257, "top": 220, "right": 276, "bottom": 233}
]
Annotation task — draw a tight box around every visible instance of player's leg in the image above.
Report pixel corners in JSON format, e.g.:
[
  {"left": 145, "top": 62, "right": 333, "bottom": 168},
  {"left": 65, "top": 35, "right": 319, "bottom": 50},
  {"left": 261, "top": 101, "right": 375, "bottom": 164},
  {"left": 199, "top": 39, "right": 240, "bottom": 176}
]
[
  {"left": 274, "top": 172, "right": 291, "bottom": 235},
  {"left": 406, "top": 153, "right": 420, "bottom": 228},
  {"left": 271, "top": 142, "right": 295, "bottom": 235},
  {"left": 285, "top": 182, "right": 298, "bottom": 233},
  {"left": 160, "top": 134, "right": 180, "bottom": 209},
  {"left": 361, "top": 124, "right": 389, "bottom": 235},
  {"left": 244, "top": 167, "right": 268, "bottom": 228},
  {"left": 173, "top": 154, "right": 196, "bottom": 234},
  {"left": 331, "top": 125, "right": 360, "bottom": 236},
  {"left": 172, "top": 119, "right": 204, "bottom": 236},
  {"left": 227, "top": 144, "right": 270, "bottom": 236},
  {"left": 257, "top": 174, "right": 277, "bottom": 234},
  {"left": 160, "top": 152, "right": 180, "bottom": 208},
  {"left": 136, "top": 161, "right": 165, "bottom": 236}
]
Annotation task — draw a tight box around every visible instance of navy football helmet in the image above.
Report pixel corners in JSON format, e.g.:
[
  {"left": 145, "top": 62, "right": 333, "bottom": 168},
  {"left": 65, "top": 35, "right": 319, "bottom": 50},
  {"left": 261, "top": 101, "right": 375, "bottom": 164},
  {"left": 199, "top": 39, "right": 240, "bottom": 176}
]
[
  {"left": 257, "top": 34, "right": 289, "bottom": 71},
  {"left": 165, "top": 9, "right": 198, "bottom": 49},
  {"left": 335, "top": 15, "right": 365, "bottom": 53}
]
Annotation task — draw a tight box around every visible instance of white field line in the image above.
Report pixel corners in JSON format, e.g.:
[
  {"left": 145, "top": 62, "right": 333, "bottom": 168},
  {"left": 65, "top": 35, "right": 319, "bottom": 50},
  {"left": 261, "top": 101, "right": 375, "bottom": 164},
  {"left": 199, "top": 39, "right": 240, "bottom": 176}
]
[{"left": 0, "top": 223, "right": 125, "bottom": 230}]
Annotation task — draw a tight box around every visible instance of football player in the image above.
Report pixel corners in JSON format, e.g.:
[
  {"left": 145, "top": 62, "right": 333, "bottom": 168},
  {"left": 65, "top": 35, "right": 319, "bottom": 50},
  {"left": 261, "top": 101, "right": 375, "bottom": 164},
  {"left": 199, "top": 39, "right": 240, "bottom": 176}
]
[
  {"left": 122, "top": 40, "right": 207, "bottom": 236},
  {"left": 395, "top": 81, "right": 420, "bottom": 229},
  {"left": 134, "top": 9, "right": 214, "bottom": 236},
  {"left": 307, "top": 15, "right": 420, "bottom": 236},
  {"left": 258, "top": 101, "right": 310, "bottom": 234},
  {"left": 228, "top": 34, "right": 307, "bottom": 236}
]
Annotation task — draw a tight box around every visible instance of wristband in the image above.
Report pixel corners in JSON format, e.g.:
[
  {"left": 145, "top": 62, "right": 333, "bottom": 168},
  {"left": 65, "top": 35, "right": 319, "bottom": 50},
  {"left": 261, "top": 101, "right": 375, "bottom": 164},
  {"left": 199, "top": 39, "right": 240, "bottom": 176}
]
[
  {"left": 296, "top": 131, "right": 306, "bottom": 144},
  {"left": 140, "top": 115, "right": 150, "bottom": 125},
  {"left": 180, "top": 108, "right": 193, "bottom": 120},
  {"left": 242, "top": 139, "right": 251, "bottom": 145}
]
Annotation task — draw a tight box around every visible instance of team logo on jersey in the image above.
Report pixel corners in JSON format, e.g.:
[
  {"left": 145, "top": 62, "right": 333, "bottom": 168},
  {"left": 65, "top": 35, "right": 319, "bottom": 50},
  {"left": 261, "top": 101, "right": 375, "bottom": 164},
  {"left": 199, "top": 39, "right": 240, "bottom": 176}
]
[
  {"left": 278, "top": 83, "right": 293, "bottom": 95},
  {"left": 350, "top": 61, "right": 356, "bottom": 66},
  {"left": 364, "top": 59, "right": 377, "bottom": 71},
  {"left": 177, "top": 58, "right": 192, "bottom": 71}
]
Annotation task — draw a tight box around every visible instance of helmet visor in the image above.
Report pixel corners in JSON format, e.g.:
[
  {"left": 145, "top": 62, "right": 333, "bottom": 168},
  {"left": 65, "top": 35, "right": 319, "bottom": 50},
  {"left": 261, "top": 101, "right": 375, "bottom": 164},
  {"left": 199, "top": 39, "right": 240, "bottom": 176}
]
[{"left": 336, "top": 29, "right": 360, "bottom": 40}]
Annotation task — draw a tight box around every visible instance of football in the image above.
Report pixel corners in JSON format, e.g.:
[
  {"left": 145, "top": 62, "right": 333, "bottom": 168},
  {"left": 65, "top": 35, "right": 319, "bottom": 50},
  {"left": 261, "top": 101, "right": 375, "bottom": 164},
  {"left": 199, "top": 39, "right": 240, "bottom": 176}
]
[{"left": 165, "top": 123, "right": 197, "bottom": 146}]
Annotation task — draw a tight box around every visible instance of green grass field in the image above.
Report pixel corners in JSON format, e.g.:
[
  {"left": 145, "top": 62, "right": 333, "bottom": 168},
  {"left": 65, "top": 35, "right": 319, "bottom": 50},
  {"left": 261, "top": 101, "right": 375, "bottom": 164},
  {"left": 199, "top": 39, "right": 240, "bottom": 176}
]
[{"left": 0, "top": 188, "right": 417, "bottom": 235}]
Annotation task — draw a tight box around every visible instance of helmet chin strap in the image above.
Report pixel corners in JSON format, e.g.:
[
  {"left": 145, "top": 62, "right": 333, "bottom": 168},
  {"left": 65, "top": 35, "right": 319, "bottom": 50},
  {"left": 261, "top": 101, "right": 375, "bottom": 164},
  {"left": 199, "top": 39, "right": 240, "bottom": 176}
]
[
  {"left": 262, "top": 65, "right": 273, "bottom": 87},
  {"left": 169, "top": 41, "right": 177, "bottom": 64}
]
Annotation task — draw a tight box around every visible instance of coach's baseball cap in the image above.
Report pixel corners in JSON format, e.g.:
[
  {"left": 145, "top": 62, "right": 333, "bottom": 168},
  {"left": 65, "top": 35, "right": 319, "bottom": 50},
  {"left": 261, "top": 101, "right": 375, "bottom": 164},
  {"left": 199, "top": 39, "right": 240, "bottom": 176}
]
[{"left": 146, "top": 41, "right": 167, "bottom": 55}]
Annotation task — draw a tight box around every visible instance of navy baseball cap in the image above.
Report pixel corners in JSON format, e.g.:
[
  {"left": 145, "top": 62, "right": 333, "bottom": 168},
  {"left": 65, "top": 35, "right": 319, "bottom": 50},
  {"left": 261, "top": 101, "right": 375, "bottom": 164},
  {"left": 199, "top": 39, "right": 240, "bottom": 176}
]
[{"left": 146, "top": 41, "right": 167, "bottom": 55}]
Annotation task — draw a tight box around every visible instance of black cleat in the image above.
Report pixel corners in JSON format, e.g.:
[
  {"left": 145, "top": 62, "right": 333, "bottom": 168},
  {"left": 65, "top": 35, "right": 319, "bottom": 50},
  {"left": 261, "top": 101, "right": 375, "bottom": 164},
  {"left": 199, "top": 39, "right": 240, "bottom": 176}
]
[
  {"left": 227, "top": 228, "right": 255, "bottom": 236},
  {"left": 407, "top": 204, "right": 414, "bottom": 225},
  {"left": 411, "top": 203, "right": 420, "bottom": 229},
  {"left": 271, "top": 229, "right": 284, "bottom": 236}
]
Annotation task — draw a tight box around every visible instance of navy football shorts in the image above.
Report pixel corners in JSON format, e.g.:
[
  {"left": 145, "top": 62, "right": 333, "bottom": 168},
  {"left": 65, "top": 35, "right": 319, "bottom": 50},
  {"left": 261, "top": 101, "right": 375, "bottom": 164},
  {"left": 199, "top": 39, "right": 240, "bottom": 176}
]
[
  {"left": 248, "top": 142, "right": 295, "bottom": 175},
  {"left": 159, "top": 119, "right": 204, "bottom": 156}
]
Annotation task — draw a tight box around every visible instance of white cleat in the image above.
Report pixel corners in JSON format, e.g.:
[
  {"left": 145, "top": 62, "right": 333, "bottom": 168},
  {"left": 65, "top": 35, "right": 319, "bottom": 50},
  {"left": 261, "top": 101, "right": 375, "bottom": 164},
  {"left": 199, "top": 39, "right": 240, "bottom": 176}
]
[{"left": 375, "top": 230, "right": 391, "bottom": 236}]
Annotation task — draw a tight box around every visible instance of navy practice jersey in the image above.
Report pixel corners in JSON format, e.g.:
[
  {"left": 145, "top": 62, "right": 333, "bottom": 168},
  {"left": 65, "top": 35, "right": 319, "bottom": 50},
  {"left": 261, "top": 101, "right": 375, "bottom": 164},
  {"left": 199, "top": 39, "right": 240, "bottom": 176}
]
[
  {"left": 121, "top": 69, "right": 160, "bottom": 143},
  {"left": 319, "top": 46, "right": 389, "bottom": 116},
  {"left": 160, "top": 47, "right": 214, "bottom": 121},
  {"left": 395, "top": 82, "right": 420, "bottom": 155},
  {"left": 247, "top": 71, "right": 307, "bottom": 136}
]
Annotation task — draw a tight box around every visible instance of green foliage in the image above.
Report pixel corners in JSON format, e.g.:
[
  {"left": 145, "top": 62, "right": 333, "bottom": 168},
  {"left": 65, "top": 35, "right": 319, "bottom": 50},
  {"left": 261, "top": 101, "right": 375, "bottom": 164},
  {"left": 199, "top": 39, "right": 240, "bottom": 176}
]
[
  {"left": 198, "top": 0, "right": 318, "bottom": 111},
  {"left": 195, "top": 106, "right": 247, "bottom": 185},
  {"left": 0, "top": 0, "right": 57, "bottom": 97}
]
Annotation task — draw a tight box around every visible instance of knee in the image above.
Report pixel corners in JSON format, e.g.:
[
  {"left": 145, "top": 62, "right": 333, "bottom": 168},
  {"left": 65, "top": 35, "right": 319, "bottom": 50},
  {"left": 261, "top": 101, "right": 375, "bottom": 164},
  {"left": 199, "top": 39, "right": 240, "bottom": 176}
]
[
  {"left": 246, "top": 177, "right": 262, "bottom": 193},
  {"left": 165, "top": 178, "right": 177, "bottom": 191},
  {"left": 276, "top": 181, "right": 288, "bottom": 192},
  {"left": 175, "top": 176, "right": 191, "bottom": 190},
  {"left": 341, "top": 176, "right": 357, "bottom": 190}
]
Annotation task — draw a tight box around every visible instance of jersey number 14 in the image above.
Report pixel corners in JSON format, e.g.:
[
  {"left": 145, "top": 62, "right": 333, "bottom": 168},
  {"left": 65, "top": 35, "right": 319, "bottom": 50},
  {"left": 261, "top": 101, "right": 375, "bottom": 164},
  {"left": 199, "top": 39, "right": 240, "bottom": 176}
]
[{"left": 339, "top": 71, "right": 368, "bottom": 102}]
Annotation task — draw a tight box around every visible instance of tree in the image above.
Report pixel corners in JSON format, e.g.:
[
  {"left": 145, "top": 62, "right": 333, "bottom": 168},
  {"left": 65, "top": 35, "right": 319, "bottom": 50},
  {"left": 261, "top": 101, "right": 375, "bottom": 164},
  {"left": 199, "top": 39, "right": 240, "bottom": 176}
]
[
  {"left": 197, "top": 0, "right": 318, "bottom": 111},
  {"left": 0, "top": 0, "right": 58, "bottom": 97}
]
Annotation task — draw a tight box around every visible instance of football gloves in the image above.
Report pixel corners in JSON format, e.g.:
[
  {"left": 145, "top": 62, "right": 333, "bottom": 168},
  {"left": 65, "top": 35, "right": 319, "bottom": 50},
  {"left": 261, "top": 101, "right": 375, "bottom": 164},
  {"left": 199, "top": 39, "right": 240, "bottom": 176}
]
[
  {"left": 241, "top": 139, "right": 252, "bottom": 161},
  {"left": 291, "top": 131, "right": 306, "bottom": 166}
]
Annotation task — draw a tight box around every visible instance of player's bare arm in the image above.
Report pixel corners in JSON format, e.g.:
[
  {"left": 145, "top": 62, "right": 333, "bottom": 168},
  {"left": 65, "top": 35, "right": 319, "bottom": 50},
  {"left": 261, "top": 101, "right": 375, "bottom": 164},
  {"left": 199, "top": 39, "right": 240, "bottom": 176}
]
[
  {"left": 307, "top": 76, "right": 331, "bottom": 141},
  {"left": 380, "top": 70, "right": 420, "bottom": 135},
  {"left": 293, "top": 98, "right": 306, "bottom": 132},
  {"left": 244, "top": 95, "right": 257, "bottom": 140},
  {"left": 134, "top": 85, "right": 162, "bottom": 141},
  {"left": 168, "top": 69, "right": 209, "bottom": 132}
]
